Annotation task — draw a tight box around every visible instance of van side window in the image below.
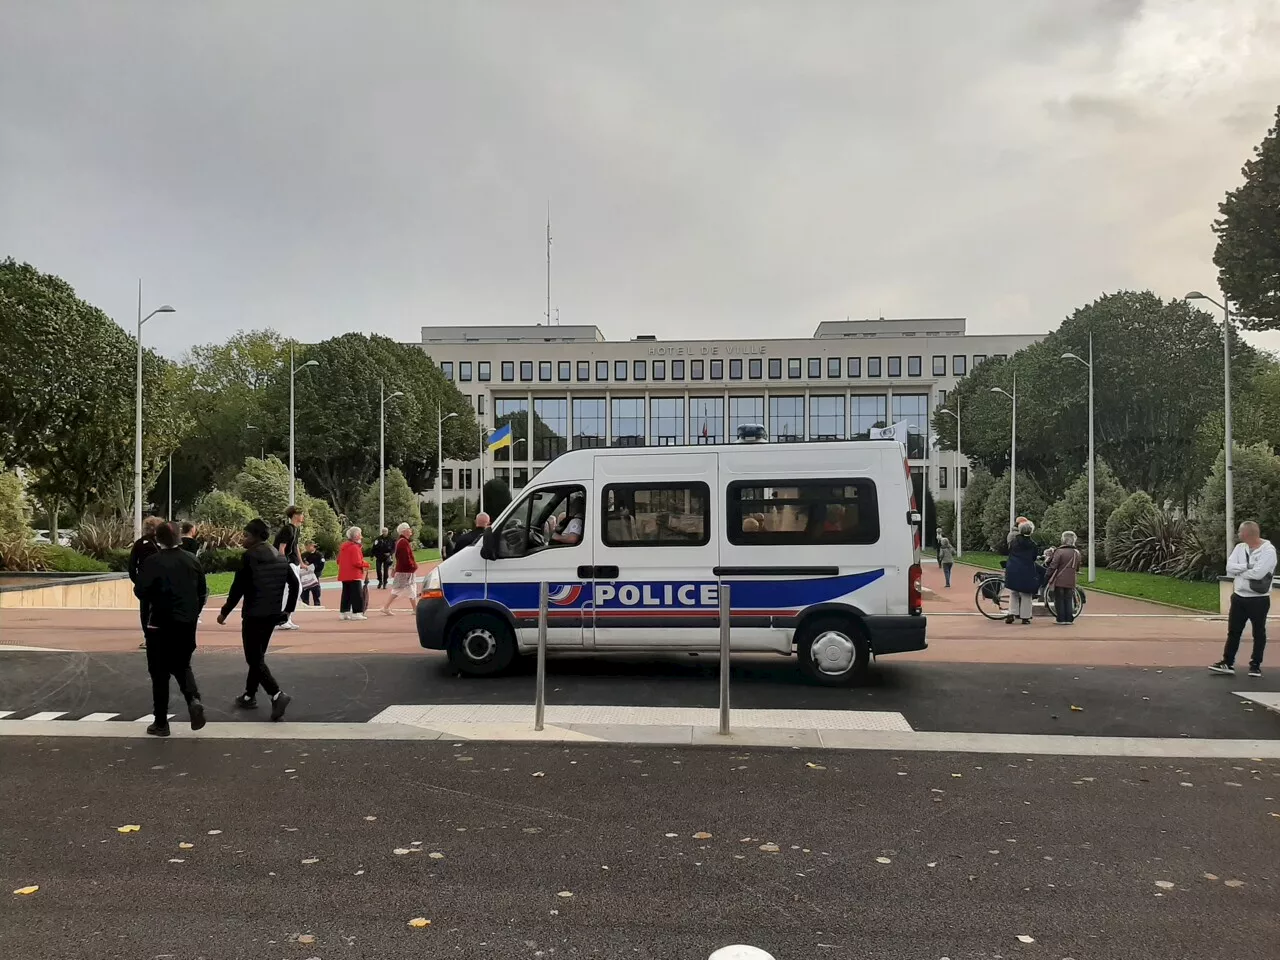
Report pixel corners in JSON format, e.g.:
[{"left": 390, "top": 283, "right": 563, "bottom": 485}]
[
  {"left": 603, "top": 483, "right": 710, "bottom": 547},
  {"left": 727, "top": 480, "right": 880, "bottom": 545},
  {"left": 494, "top": 485, "right": 587, "bottom": 558}
]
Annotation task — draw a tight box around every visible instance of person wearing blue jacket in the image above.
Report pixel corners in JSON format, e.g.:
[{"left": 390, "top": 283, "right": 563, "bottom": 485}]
[{"left": 1004, "top": 520, "right": 1041, "bottom": 625}]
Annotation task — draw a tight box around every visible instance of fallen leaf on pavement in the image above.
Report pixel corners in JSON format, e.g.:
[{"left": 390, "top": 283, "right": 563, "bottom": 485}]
[
  {"left": 1070, "top": 705, "right": 1083, "bottom": 712},
  {"left": 365, "top": 816, "right": 377, "bottom": 821},
  {"left": 532, "top": 772, "right": 545, "bottom": 777},
  {"left": 207, "top": 829, "right": 222, "bottom": 835},
  {"left": 805, "top": 762, "right": 826, "bottom": 770},
  {"left": 301, "top": 858, "right": 319, "bottom": 864},
  {"left": 927, "top": 862, "right": 937, "bottom": 868},
  {"left": 557, "top": 891, "right": 573, "bottom": 898},
  {"left": 875, "top": 857, "right": 892, "bottom": 864},
  {"left": 168, "top": 858, "right": 185, "bottom": 864},
  {"left": 116, "top": 824, "right": 141, "bottom": 834},
  {"left": 408, "top": 917, "right": 431, "bottom": 928},
  {"left": 759, "top": 843, "right": 780, "bottom": 853},
  {"left": 297, "top": 934, "right": 316, "bottom": 944},
  {"left": 693, "top": 832, "right": 712, "bottom": 840},
  {"left": 393, "top": 848, "right": 411, "bottom": 855},
  {"left": 951, "top": 773, "right": 962, "bottom": 778},
  {"left": 664, "top": 833, "right": 678, "bottom": 838},
  {"left": 428, "top": 852, "right": 445, "bottom": 859},
  {"left": 1203, "top": 873, "right": 1219, "bottom": 881},
  {"left": 13, "top": 886, "right": 38, "bottom": 895},
  {"left": 178, "top": 842, "right": 194, "bottom": 849},
  {"left": 1155, "top": 880, "right": 1175, "bottom": 889},
  {"left": 1016, "top": 935, "right": 1035, "bottom": 944},
  {"left": 1224, "top": 879, "right": 1245, "bottom": 888}
]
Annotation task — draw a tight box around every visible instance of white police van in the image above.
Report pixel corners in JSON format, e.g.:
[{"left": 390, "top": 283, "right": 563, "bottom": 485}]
[{"left": 417, "top": 436, "right": 926, "bottom": 685}]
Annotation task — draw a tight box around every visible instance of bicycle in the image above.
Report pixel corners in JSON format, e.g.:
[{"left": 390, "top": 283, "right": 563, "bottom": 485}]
[{"left": 973, "top": 568, "right": 1085, "bottom": 622}]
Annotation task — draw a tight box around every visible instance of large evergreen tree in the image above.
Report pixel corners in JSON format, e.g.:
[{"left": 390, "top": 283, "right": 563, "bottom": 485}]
[{"left": 1213, "top": 106, "right": 1280, "bottom": 330}]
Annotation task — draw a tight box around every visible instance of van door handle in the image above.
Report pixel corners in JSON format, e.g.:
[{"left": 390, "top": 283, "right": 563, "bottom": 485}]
[{"left": 577, "top": 565, "right": 620, "bottom": 579}]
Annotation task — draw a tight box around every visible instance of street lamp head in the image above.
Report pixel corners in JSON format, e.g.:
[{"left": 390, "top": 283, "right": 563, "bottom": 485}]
[
  {"left": 387, "top": 390, "right": 405, "bottom": 401},
  {"left": 302, "top": 360, "right": 319, "bottom": 369},
  {"left": 941, "top": 408, "right": 958, "bottom": 420},
  {"left": 1184, "top": 291, "right": 1206, "bottom": 300},
  {"left": 990, "top": 387, "right": 1012, "bottom": 399},
  {"left": 441, "top": 412, "right": 459, "bottom": 424},
  {"left": 155, "top": 305, "right": 175, "bottom": 314}
]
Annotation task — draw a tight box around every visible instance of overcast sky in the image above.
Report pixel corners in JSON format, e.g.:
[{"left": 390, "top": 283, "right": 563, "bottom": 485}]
[{"left": 3, "top": 0, "right": 1279, "bottom": 358}]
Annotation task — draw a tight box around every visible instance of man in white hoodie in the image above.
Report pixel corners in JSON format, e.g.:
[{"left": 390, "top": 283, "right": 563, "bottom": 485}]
[{"left": 1210, "top": 520, "right": 1276, "bottom": 678}]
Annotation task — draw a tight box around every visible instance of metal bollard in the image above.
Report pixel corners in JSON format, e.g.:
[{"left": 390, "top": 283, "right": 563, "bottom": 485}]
[
  {"left": 709, "top": 946, "right": 776, "bottom": 960},
  {"left": 718, "top": 582, "right": 731, "bottom": 735},
  {"left": 534, "top": 581, "right": 548, "bottom": 731}
]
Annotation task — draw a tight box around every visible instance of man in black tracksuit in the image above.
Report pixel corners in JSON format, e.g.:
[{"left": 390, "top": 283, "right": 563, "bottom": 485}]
[
  {"left": 371, "top": 528, "right": 395, "bottom": 589},
  {"left": 134, "top": 522, "right": 207, "bottom": 737},
  {"left": 128, "top": 516, "right": 164, "bottom": 649},
  {"left": 218, "top": 518, "right": 297, "bottom": 721}
]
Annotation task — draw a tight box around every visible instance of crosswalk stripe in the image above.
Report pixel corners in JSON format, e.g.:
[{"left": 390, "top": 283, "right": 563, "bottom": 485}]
[
  {"left": 25, "top": 711, "right": 67, "bottom": 721},
  {"left": 77, "top": 713, "right": 120, "bottom": 722},
  {"left": 133, "top": 714, "right": 176, "bottom": 722},
  {"left": 0, "top": 711, "right": 13, "bottom": 720}
]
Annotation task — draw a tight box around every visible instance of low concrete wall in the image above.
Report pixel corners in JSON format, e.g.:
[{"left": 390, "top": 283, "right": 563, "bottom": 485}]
[
  {"left": 1218, "top": 577, "right": 1278, "bottom": 615},
  {"left": 0, "top": 573, "right": 135, "bottom": 610}
]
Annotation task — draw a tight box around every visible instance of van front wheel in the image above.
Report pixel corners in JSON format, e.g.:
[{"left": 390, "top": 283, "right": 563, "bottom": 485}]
[
  {"left": 797, "top": 617, "right": 870, "bottom": 686},
  {"left": 446, "top": 614, "right": 516, "bottom": 677}
]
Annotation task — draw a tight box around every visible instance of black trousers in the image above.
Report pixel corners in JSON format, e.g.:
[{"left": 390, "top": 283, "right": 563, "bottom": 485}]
[
  {"left": 376, "top": 556, "right": 391, "bottom": 588},
  {"left": 241, "top": 616, "right": 281, "bottom": 698},
  {"left": 138, "top": 600, "right": 150, "bottom": 637},
  {"left": 145, "top": 623, "right": 200, "bottom": 723},
  {"left": 340, "top": 580, "right": 365, "bottom": 614},
  {"left": 1224, "top": 593, "right": 1270, "bottom": 668},
  {"left": 301, "top": 584, "right": 322, "bottom": 605},
  {"left": 1053, "top": 586, "right": 1076, "bottom": 623}
]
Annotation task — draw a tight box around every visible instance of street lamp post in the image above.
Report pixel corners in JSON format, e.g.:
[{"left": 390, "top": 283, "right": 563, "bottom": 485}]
[
  {"left": 1061, "top": 334, "right": 1096, "bottom": 582},
  {"left": 289, "top": 345, "right": 319, "bottom": 506},
  {"left": 1186, "top": 291, "right": 1234, "bottom": 558},
  {"left": 941, "top": 401, "right": 961, "bottom": 556},
  {"left": 167, "top": 451, "right": 174, "bottom": 521},
  {"left": 437, "top": 407, "right": 459, "bottom": 557},
  {"left": 134, "top": 283, "right": 175, "bottom": 538},
  {"left": 246, "top": 425, "right": 264, "bottom": 460},
  {"left": 990, "top": 372, "right": 1017, "bottom": 532},
  {"left": 379, "top": 380, "right": 405, "bottom": 533}
]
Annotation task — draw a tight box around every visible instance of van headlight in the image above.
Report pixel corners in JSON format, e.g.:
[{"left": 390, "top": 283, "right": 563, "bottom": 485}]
[{"left": 420, "top": 567, "right": 443, "bottom": 599}]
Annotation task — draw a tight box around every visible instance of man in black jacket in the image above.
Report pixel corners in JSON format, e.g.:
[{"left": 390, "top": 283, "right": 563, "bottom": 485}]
[
  {"left": 371, "top": 527, "right": 395, "bottom": 589},
  {"left": 450, "top": 513, "right": 491, "bottom": 554},
  {"left": 128, "top": 516, "right": 165, "bottom": 649},
  {"left": 218, "top": 518, "right": 297, "bottom": 721},
  {"left": 134, "top": 522, "right": 207, "bottom": 737}
]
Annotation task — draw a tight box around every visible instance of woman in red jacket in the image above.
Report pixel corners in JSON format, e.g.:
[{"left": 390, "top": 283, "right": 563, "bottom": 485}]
[
  {"left": 381, "top": 522, "right": 419, "bottom": 616},
  {"left": 337, "top": 526, "right": 371, "bottom": 621}
]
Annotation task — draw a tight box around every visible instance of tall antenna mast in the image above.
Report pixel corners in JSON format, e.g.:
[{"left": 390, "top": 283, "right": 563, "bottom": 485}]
[{"left": 545, "top": 205, "right": 553, "bottom": 324}]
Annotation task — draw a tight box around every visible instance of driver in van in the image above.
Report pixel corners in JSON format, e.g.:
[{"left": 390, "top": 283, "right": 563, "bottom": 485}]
[{"left": 548, "top": 494, "right": 585, "bottom": 546}]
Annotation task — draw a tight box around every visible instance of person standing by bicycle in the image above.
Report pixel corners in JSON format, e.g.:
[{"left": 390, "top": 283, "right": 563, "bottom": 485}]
[
  {"left": 1046, "top": 530, "right": 1082, "bottom": 624},
  {"left": 1004, "top": 520, "right": 1040, "bottom": 625}
]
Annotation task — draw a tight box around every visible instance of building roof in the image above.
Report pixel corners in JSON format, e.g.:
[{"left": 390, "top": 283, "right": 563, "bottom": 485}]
[{"left": 421, "top": 324, "right": 605, "bottom": 344}]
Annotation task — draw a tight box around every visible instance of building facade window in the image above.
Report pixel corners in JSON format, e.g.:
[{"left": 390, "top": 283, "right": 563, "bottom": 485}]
[
  {"left": 653, "top": 359, "right": 667, "bottom": 380},
  {"left": 478, "top": 361, "right": 491, "bottom": 382},
  {"left": 868, "top": 357, "right": 882, "bottom": 377},
  {"left": 848, "top": 357, "right": 861, "bottom": 378},
  {"left": 691, "top": 359, "right": 704, "bottom": 380},
  {"left": 768, "top": 358, "right": 782, "bottom": 379},
  {"left": 493, "top": 398, "right": 528, "bottom": 462},
  {"left": 458, "top": 468, "right": 473, "bottom": 490},
  {"left": 614, "top": 360, "right": 628, "bottom": 381},
  {"left": 891, "top": 393, "right": 929, "bottom": 459},
  {"left": 952, "top": 355, "right": 967, "bottom": 376},
  {"left": 888, "top": 357, "right": 901, "bottom": 378},
  {"left": 533, "top": 398, "right": 568, "bottom": 461},
  {"left": 672, "top": 359, "right": 685, "bottom": 380},
  {"left": 441, "top": 362, "right": 454, "bottom": 381},
  {"left": 539, "top": 361, "right": 552, "bottom": 382},
  {"left": 440, "top": 469, "right": 453, "bottom": 490},
  {"left": 938, "top": 388, "right": 947, "bottom": 406},
  {"left": 769, "top": 396, "right": 804, "bottom": 442},
  {"left": 691, "top": 396, "right": 724, "bottom": 444},
  {"left": 633, "top": 359, "right": 647, "bottom": 381},
  {"left": 572, "top": 398, "right": 606, "bottom": 449},
  {"left": 459, "top": 361, "right": 473, "bottom": 382},
  {"left": 729, "top": 396, "right": 764, "bottom": 435},
  {"left": 973, "top": 354, "right": 987, "bottom": 368},
  {"left": 908, "top": 356, "right": 922, "bottom": 377},
  {"left": 502, "top": 361, "right": 515, "bottom": 381},
  {"left": 808, "top": 358, "right": 822, "bottom": 378},
  {"left": 749, "top": 358, "right": 763, "bottom": 379},
  {"left": 932, "top": 355, "right": 946, "bottom": 376},
  {"left": 577, "top": 360, "right": 590, "bottom": 382},
  {"left": 513, "top": 466, "right": 529, "bottom": 489},
  {"left": 493, "top": 467, "right": 509, "bottom": 486},
  {"left": 558, "top": 360, "right": 572, "bottom": 381},
  {"left": 730, "top": 358, "right": 743, "bottom": 380},
  {"left": 519, "top": 361, "right": 533, "bottom": 381},
  {"left": 851, "top": 395, "right": 887, "bottom": 439},
  {"left": 788, "top": 358, "right": 802, "bottom": 379},
  {"left": 993, "top": 354, "right": 1007, "bottom": 362},
  {"left": 611, "top": 398, "right": 645, "bottom": 447},
  {"left": 650, "top": 397, "right": 685, "bottom": 446},
  {"left": 960, "top": 466, "right": 969, "bottom": 488},
  {"left": 939, "top": 466, "right": 948, "bottom": 488},
  {"left": 596, "top": 360, "right": 609, "bottom": 381},
  {"left": 828, "top": 356, "right": 841, "bottom": 378},
  {"left": 477, "top": 394, "right": 486, "bottom": 416},
  {"left": 809, "top": 395, "right": 846, "bottom": 440},
  {"left": 710, "top": 359, "right": 723, "bottom": 380}
]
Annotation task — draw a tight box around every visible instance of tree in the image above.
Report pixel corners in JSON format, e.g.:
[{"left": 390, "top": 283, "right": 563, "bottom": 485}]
[
  {"left": 961, "top": 466, "right": 995, "bottom": 554},
  {"left": 0, "top": 466, "right": 31, "bottom": 539},
  {"left": 1039, "top": 460, "right": 1127, "bottom": 549},
  {"left": 303, "top": 496, "right": 344, "bottom": 555},
  {"left": 934, "top": 499, "right": 956, "bottom": 544},
  {"left": 1213, "top": 105, "right": 1280, "bottom": 330},
  {"left": 1104, "top": 491, "right": 1159, "bottom": 565},
  {"left": 980, "top": 470, "right": 1047, "bottom": 552},
  {"left": 229, "top": 456, "right": 294, "bottom": 525},
  {"left": 1195, "top": 443, "right": 1280, "bottom": 565},
  {"left": 353, "top": 467, "right": 422, "bottom": 537},
  {"left": 482, "top": 477, "right": 512, "bottom": 519},
  {"left": 192, "top": 489, "right": 256, "bottom": 528}
]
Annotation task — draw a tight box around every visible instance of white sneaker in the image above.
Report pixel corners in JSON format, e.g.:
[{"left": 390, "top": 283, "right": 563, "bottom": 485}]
[
  {"left": 339, "top": 613, "right": 351, "bottom": 621},
  {"left": 280, "top": 620, "right": 300, "bottom": 631},
  {"left": 352, "top": 613, "right": 368, "bottom": 621}
]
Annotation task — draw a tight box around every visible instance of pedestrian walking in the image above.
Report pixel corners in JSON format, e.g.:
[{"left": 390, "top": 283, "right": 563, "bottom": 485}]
[
  {"left": 451, "top": 513, "right": 491, "bottom": 554},
  {"left": 1046, "top": 530, "right": 1082, "bottom": 624},
  {"left": 381, "top": 522, "right": 419, "bottom": 616},
  {"left": 179, "top": 521, "right": 202, "bottom": 556},
  {"left": 129, "top": 516, "right": 165, "bottom": 649},
  {"left": 338, "top": 526, "right": 371, "bottom": 620},
  {"left": 1210, "top": 520, "right": 1276, "bottom": 678},
  {"left": 299, "top": 541, "right": 325, "bottom": 607},
  {"left": 217, "top": 518, "right": 296, "bottom": 720},
  {"left": 274, "top": 505, "right": 305, "bottom": 630},
  {"left": 134, "top": 522, "right": 207, "bottom": 737},
  {"left": 1004, "top": 520, "right": 1039, "bottom": 625},
  {"left": 372, "top": 527, "right": 395, "bottom": 589},
  {"left": 938, "top": 537, "right": 955, "bottom": 588}
]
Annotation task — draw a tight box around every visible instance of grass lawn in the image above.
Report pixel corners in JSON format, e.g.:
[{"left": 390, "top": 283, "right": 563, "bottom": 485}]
[
  {"left": 205, "top": 547, "right": 441, "bottom": 597},
  {"left": 954, "top": 549, "right": 1220, "bottom": 612}
]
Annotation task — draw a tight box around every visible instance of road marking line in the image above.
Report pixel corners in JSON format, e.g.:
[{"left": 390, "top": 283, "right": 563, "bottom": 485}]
[
  {"left": 133, "top": 714, "right": 176, "bottom": 722},
  {"left": 1235, "top": 692, "right": 1280, "bottom": 715},
  {"left": 0, "top": 711, "right": 13, "bottom": 720},
  {"left": 24, "top": 711, "right": 67, "bottom": 721},
  {"left": 0, "top": 645, "right": 70, "bottom": 652},
  {"left": 77, "top": 713, "right": 120, "bottom": 722}
]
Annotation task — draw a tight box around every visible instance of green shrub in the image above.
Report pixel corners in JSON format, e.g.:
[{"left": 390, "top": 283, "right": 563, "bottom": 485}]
[
  {"left": 229, "top": 456, "right": 294, "bottom": 523},
  {"left": 0, "top": 468, "right": 31, "bottom": 540},
  {"left": 934, "top": 500, "right": 956, "bottom": 544},
  {"left": 1040, "top": 460, "right": 1128, "bottom": 548},
  {"left": 1105, "top": 491, "right": 1159, "bottom": 564},
  {"left": 193, "top": 489, "right": 256, "bottom": 528},
  {"left": 1108, "top": 510, "right": 1218, "bottom": 581},
  {"left": 981, "top": 471, "right": 1047, "bottom": 551},
  {"left": 960, "top": 467, "right": 994, "bottom": 554},
  {"left": 41, "top": 545, "right": 111, "bottom": 573},
  {"left": 303, "top": 497, "right": 343, "bottom": 555},
  {"left": 353, "top": 467, "right": 422, "bottom": 536},
  {"left": 418, "top": 524, "right": 438, "bottom": 550},
  {"left": 104, "top": 547, "right": 131, "bottom": 572},
  {"left": 0, "top": 537, "right": 47, "bottom": 571},
  {"left": 1194, "top": 443, "right": 1280, "bottom": 562},
  {"left": 189, "top": 522, "right": 244, "bottom": 549},
  {"left": 72, "top": 517, "right": 134, "bottom": 558},
  {"left": 198, "top": 548, "right": 244, "bottom": 573}
]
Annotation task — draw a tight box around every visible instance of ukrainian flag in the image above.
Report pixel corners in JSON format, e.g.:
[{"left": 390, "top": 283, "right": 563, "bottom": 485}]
[{"left": 487, "top": 423, "right": 513, "bottom": 453}]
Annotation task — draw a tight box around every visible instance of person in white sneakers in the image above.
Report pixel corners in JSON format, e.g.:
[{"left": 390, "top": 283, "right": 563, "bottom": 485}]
[
  {"left": 274, "top": 505, "right": 305, "bottom": 630},
  {"left": 337, "top": 526, "right": 371, "bottom": 620},
  {"left": 1210, "top": 520, "right": 1275, "bottom": 679}
]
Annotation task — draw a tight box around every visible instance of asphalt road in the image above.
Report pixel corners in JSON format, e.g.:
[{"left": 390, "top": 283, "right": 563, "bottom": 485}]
[
  {"left": 2, "top": 738, "right": 1277, "bottom": 959},
  {"left": 2, "top": 649, "right": 1279, "bottom": 739}
]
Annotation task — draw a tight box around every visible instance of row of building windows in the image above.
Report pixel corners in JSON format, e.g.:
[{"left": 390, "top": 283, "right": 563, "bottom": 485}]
[{"left": 440, "top": 353, "right": 1007, "bottom": 385}]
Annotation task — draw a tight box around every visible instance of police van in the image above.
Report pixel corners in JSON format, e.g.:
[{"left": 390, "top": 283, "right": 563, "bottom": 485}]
[{"left": 417, "top": 436, "right": 926, "bottom": 685}]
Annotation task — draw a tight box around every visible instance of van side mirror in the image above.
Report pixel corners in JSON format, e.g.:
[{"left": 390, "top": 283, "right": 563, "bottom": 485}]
[{"left": 480, "top": 528, "right": 497, "bottom": 560}]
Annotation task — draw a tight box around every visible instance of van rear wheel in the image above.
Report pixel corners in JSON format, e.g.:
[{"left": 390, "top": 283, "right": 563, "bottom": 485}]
[
  {"left": 797, "top": 617, "right": 870, "bottom": 686},
  {"left": 446, "top": 613, "right": 516, "bottom": 677}
]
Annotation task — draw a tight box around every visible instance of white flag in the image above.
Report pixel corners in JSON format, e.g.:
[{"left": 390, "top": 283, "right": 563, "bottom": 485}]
[{"left": 871, "top": 421, "right": 909, "bottom": 444}]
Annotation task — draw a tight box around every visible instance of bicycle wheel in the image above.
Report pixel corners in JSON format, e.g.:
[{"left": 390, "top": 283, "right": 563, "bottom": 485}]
[
  {"left": 975, "top": 578, "right": 1009, "bottom": 620},
  {"left": 1072, "top": 587, "right": 1086, "bottom": 619}
]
